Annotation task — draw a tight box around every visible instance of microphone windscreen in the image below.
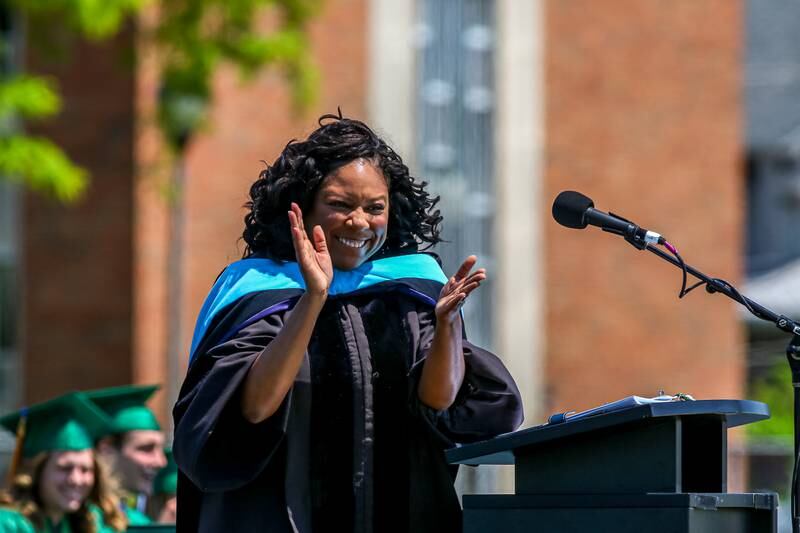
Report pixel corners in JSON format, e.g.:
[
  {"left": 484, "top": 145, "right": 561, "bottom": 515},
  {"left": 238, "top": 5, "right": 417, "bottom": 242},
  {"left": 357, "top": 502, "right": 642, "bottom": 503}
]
[{"left": 552, "top": 191, "right": 594, "bottom": 229}]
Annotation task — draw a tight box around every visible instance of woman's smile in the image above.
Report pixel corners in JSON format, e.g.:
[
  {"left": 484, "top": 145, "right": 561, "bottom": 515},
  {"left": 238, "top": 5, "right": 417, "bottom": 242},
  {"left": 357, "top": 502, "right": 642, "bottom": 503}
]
[
  {"left": 336, "top": 236, "right": 369, "bottom": 249},
  {"left": 304, "top": 158, "right": 389, "bottom": 270}
]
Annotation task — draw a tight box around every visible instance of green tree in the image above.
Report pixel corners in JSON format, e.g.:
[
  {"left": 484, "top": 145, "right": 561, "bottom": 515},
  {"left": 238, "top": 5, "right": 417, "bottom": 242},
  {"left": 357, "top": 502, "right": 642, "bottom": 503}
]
[
  {"left": 0, "top": 0, "right": 318, "bottom": 200},
  {"left": 747, "top": 359, "right": 793, "bottom": 445}
]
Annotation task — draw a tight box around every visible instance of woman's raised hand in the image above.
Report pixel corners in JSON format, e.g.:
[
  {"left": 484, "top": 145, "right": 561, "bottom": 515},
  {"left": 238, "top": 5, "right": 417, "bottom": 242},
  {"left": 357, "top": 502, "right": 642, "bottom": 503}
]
[
  {"left": 289, "top": 202, "right": 333, "bottom": 296},
  {"left": 436, "top": 255, "right": 486, "bottom": 325}
]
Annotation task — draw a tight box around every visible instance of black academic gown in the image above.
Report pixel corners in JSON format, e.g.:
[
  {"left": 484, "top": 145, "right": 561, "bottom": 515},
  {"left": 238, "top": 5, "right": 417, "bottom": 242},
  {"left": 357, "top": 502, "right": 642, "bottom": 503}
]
[{"left": 173, "top": 259, "right": 523, "bottom": 533}]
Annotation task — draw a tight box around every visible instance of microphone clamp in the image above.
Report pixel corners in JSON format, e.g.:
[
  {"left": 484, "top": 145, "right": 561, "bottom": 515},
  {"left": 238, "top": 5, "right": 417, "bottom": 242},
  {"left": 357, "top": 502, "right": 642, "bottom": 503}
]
[{"left": 606, "top": 211, "right": 663, "bottom": 250}]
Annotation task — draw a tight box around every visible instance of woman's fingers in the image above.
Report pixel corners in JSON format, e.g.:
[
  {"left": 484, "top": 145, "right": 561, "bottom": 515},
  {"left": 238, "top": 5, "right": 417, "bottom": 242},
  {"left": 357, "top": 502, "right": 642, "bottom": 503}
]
[
  {"left": 463, "top": 269, "right": 486, "bottom": 284},
  {"left": 437, "top": 256, "right": 487, "bottom": 319},
  {"left": 312, "top": 225, "right": 328, "bottom": 254},
  {"left": 447, "top": 280, "right": 482, "bottom": 303},
  {"left": 445, "top": 269, "right": 486, "bottom": 295},
  {"left": 460, "top": 280, "right": 481, "bottom": 294},
  {"left": 288, "top": 209, "right": 305, "bottom": 239},
  {"left": 291, "top": 202, "right": 306, "bottom": 235},
  {"left": 290, "top": 228, "right": 308, "bottom": 264},
  {"left": 453, "top": 255, "right": 478, "bottom": 281},
  {"left": 288, "top": 209, "right": 313, "bottom": 267},
  {"left": 441, "top": 257, "right": 486, "bottom": 293},
  {"left": 439, "top": 293, "right": 467, "bottom": 315}
]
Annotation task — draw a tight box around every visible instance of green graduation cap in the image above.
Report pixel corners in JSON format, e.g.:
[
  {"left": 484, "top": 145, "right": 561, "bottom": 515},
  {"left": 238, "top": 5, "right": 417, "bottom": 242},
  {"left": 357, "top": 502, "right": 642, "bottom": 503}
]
[
  {"left": 153, "top": 448, "right": 177, "bottom": 495},
  {"left": 84, "top": 384, "right": 161, "bottom": 436},
  {"left": 0, "top": 392, "right": 112, "bottom": 457}
]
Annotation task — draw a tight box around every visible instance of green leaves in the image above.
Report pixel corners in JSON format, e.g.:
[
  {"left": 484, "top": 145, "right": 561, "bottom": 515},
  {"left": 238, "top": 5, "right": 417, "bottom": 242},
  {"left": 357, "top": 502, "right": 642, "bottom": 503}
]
[
  {"left": 1, "top": 0, "right": 319, "bottom": 201},
  {"left": 70, "top": 0, "right": 148, "bottom": 40},
  {"left": 0, "top": 136, "right": 87, "bottom": 201},
  {"left": 154, "top": 0, "right": 319, "bottom": 148},
  {"left": 0, "top": 75, "right": 61, "bottom": 120},
  {"left": 0, "top": 0, "right": 144, "bottom": 202},
  {"left": 747, "top": 361, "right": 793, "bottom": 445},
  {"left": 0, "top": 74, "right": 86, "bottom": 201},
  {"left": 11, "top": 0, "right": 146, "bottom": 40}
]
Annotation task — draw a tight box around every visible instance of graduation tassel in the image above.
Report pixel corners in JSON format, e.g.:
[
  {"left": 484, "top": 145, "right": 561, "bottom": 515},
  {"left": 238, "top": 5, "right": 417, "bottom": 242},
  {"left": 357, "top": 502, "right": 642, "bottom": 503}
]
[{"left": 5, "top": 408, "right": 27, "bottom": 488}]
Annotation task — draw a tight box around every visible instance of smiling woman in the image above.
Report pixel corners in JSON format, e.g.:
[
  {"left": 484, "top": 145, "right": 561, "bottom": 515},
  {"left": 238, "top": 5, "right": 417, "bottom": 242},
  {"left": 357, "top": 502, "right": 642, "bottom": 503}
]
[
  {"left": 303, "top": 159, "right": 390, "bottom": 270},
  {"left": 0, "top": 392, "right": 128, "bottom": 532},
  {"left": 173, "top": 113, "right": 523, "bottom": 533}
]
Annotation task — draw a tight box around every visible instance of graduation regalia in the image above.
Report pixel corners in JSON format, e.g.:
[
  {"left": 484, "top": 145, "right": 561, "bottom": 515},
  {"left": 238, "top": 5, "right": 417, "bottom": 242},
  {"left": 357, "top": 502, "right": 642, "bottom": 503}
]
[
  {"left": 173, "top": 253, "right": 523, "bottom": 533},
  {"left": 85, "top": 385, "right": 162, "bottom": 526},
  {"left": 153, "top": 449, "right": 177, "bottom": 497},
  {"left": 0, "top": 508, "right": 35, "bottom": 533},
  {"left": 0, "top": 393, "right": 117, "bottom": 533},
  {"left": 84, "top": 385, "right": 162, "bottom": 437}
]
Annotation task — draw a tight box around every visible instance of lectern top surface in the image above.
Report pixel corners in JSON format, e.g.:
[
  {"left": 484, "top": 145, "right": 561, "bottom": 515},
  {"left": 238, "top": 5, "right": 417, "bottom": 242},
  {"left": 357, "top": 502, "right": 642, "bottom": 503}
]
[{"left": 445, "top": 399, "right": 769, "bottom": 465}]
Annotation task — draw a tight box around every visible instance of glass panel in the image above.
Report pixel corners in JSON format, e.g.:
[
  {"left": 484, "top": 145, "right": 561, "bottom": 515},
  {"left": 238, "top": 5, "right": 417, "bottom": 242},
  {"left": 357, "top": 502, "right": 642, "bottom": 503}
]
[
  {"left": 416, "top": 0, "right": 495, "bottom": 350},
  {"left": 0, "top": 0, "right": 20, "bottom": 424},
  {"left": 0, "top": 262, "right": 16, "bottom": 351}
]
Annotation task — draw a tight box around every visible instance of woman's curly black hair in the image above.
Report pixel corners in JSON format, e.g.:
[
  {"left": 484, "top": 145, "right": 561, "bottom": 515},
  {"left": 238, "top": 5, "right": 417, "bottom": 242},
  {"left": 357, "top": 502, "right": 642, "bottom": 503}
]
[{"left": 242, "top": 112, "right": 443, "bottom": 260}]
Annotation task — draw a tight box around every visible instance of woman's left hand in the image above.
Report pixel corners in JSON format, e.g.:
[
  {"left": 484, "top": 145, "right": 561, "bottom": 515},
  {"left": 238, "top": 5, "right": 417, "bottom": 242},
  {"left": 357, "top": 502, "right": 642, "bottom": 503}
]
[{"left": 435, "top": 255, "right": 486, "bottom": 325}]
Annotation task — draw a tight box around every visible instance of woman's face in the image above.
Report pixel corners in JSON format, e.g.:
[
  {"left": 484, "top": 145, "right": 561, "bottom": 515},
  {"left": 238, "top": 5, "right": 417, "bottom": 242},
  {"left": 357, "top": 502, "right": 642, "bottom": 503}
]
[
  {"left": 304, "top": 159, "right": 390, "bottom": 270},
  {"left": 38, "top": 450, "right": 95, "bottom": 516}
]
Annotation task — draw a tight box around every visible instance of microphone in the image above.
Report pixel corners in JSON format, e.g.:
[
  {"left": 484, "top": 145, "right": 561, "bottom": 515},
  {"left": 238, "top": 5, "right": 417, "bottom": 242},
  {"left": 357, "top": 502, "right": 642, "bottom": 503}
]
[{"left": 552, "top": 190, "right": 663, "bottom": 249}]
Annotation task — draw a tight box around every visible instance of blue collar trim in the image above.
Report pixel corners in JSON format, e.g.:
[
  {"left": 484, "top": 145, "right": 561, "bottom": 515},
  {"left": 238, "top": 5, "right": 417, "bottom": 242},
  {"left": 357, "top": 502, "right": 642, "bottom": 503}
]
[{"left": 189, "top": 254, "right": 447, "bottom": 358}]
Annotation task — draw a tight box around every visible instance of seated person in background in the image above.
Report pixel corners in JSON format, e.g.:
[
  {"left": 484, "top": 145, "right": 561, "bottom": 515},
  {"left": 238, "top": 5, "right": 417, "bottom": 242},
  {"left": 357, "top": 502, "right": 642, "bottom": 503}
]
[
  {"left": 0, "top": 507, "right": 34, "bottom": 533},
  {"left": 0, "top": 392, "right": 127, "bottom": 532},
  {"left": 85, "top": 385, "right": 167, "bottom": 526},
  {"left": 146, "top": 449, "right": 176, "bottom": 523}
]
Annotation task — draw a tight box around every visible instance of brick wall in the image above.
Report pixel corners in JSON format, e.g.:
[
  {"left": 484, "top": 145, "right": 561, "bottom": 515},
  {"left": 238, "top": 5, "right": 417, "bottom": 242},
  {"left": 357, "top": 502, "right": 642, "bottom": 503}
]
[
  {"left": 179, "top": 0, "right": 368, "bottom": 372},
  {"left": 543, "top": 0, "right": 745, "bottom": 413},
  {"left": 23, "top": 27, "right": 137, "bottom": 403},
  {"left": 19, "top": 0, "right": 747, "bottom": 455},
  {"left": 130, "top": 0, "right": 369, "bottom": 424}
]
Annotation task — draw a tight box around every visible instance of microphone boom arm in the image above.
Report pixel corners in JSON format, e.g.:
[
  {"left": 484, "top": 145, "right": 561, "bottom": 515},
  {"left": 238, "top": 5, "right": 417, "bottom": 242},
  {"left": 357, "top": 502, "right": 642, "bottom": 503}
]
[
  {"left": 640, "top": 241, "right": 800, "bottom": 533},
  {"left": 643, "top": 243, "right": 800, "bottom": 334}
]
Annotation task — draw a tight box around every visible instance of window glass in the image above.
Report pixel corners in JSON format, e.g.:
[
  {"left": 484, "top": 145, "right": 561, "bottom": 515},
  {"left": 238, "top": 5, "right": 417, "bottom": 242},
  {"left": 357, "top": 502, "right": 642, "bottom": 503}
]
[{"left": 416, "top": 0, "right": 495, "bottom": 349}]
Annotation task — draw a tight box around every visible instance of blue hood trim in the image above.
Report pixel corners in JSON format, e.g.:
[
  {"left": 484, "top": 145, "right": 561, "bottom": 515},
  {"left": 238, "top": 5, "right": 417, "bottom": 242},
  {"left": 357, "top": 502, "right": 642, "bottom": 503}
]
[{"left": 189, "top": 254, "right": 448, "bottom": 361}]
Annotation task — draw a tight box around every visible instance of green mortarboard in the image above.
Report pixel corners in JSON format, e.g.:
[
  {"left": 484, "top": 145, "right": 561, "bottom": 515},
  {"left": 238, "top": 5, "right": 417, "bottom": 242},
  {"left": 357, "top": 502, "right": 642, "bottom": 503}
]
[
  {"left": 153, "top": 448, "right": 177, "bottom": 495},
  {"left": 0, "top": 392, "right": 112, "bottom": 457},
  {"left": 84, "top": 384, "right": 161, "bottom": 435}
]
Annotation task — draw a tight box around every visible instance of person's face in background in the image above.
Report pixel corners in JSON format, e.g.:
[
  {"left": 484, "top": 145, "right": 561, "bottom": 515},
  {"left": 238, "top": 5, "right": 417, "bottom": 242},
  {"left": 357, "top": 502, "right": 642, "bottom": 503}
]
[
  {"left": 99, "top": 430, "right": 166, "bottom": 495},
  {"left": 304, "top": 159, "right": 390, "bottom": 270},
  {"left": 38, "top": 450, "right": 95, "bottom": 518}
]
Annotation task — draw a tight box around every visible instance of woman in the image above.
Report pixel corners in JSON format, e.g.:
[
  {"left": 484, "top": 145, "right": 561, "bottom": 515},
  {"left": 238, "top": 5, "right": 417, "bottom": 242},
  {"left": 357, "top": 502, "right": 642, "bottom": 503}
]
[
  {"left": 0, "top": 393, "right": 127, "bottom": 533},
  {"left": 173, "top": 114, "right": 523, "bottom": 533}
]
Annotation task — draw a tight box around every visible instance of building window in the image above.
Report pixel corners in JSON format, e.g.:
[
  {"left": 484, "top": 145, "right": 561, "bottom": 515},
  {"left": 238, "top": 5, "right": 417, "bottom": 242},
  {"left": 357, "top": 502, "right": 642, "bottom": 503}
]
[
  {"left": 0, "top": 178, "right": 19, "bottom": 414},
  {"left": 416, "top": 0, "right": 495, "bottom": 349},
  {"left": 0, "top": 1, "right": 21, "bottom": 418},
  {"left": 746, "top": 152, "right": 800, "bottom": 276}
]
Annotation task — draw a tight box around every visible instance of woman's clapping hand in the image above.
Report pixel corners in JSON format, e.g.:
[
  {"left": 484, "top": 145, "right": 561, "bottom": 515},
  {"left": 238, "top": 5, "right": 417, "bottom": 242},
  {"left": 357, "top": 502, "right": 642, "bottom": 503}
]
[
  {"left": 435, "top": 255, "right": 486, "bottom": 325},
  {"left": 288, "top": 202, "right": 333, "bottom": 296}
]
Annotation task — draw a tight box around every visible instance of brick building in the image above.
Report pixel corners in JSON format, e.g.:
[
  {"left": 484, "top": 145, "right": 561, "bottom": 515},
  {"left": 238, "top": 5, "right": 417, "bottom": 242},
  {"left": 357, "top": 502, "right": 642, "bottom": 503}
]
[{"left": 1, "top": 0, "right": 747, "bottom": 491}]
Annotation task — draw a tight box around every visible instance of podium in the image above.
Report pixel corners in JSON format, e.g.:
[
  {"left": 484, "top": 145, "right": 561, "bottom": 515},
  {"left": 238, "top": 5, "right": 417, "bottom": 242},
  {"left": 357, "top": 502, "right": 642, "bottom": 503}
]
[{"left": 446, "top": 399, "right": 779, "bottom": 533}]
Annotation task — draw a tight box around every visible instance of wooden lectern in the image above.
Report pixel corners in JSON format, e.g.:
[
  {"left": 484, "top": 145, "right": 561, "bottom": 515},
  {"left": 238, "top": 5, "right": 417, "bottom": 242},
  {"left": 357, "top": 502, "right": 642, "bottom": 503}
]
[{"left": 447, "top": 399, "right": 779, "bottom": 533}]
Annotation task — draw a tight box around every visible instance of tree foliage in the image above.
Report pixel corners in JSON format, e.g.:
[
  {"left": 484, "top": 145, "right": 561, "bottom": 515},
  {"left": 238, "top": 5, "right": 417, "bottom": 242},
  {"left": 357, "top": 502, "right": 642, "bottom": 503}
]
[
  {"left": 747, "top": 359, "right": 793, "bottom": 445},
  {"left": 0, "top": 0, "right": 318, "bottom": 201},
  {"left": 155, "top": 0, "right": 319, "bottom": 149}
]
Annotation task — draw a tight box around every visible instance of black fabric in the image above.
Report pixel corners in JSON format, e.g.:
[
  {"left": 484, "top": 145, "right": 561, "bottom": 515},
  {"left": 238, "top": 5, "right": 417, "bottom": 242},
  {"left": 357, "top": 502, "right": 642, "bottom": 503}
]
[
  {"left": 308, "top": 310, "right": 354, "bottom": 532},
  {"left": 173, "top": 282, "right": 523, "bottom": 533}
]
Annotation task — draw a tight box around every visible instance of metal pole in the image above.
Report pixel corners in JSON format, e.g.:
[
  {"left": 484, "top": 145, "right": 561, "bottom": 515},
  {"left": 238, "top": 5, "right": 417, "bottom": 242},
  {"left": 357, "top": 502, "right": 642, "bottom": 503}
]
[{"left": 165, "top": 155, "right": 186, "bottom": 442}]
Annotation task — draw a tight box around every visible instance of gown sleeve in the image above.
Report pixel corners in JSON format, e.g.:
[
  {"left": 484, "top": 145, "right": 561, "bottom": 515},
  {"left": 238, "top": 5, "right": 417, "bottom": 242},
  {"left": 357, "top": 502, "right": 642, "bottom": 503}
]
[
  {"left": 409, "top": 306, "right": 524, "bottom": 446},
  {"left": 0, "top": 508, "right": 35, "bottom": 533},
  {"left": 173, "top": 312, "right": 292, "bottom": 492}
]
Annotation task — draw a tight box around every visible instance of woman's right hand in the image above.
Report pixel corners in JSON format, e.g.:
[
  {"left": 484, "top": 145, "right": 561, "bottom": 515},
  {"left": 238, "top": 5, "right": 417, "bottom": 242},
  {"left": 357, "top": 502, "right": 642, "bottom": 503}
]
[{"left": 289, "top": 202, "right": 333, "bottom": 296}]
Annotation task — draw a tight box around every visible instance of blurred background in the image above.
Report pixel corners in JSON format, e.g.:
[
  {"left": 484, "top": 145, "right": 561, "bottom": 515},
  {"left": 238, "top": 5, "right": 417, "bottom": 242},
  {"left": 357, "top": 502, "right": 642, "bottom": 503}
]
[{"left": 0, "top": 0, "right": 798, "bottom": 528}]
